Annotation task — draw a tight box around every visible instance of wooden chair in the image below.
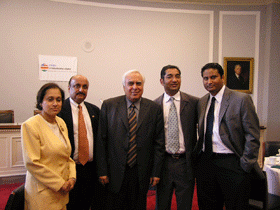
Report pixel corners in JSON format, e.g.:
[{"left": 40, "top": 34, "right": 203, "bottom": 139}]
[
  {"left": 265, "top": 141, "right": 280, "bottom": 157},
  {"left": 34, "top": 110, "right": 41, "bottom": 115},
  {"left": 5, "top": 184, "right": 25, "bottom": 210},
  {"left": 0, "top": 110, "right": 14, "bottom": 123}
]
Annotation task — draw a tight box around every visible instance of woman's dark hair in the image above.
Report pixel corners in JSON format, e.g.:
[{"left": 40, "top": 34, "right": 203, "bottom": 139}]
[{"left": 36, "top": 83, "right": 65, "bottom": 110}]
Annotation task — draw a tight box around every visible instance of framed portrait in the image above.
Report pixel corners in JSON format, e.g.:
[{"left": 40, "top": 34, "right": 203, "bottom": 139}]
[{"left": 224, "top": 57, "right": 254, "bottom": 94}]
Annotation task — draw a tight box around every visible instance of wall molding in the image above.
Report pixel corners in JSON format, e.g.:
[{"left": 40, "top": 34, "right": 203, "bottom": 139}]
[
  {"left": 218, "top": 11, "right": 260, "bottom": 107},
  {"left": 141, "top": 0, "right": 280, "bottom": 6},
  {"left": 51, "top": 0, "right": 214, "bottom": 62}
]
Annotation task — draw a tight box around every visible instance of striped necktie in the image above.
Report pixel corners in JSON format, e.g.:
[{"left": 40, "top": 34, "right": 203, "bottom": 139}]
[{"left": 127, "top": 104, "right": 137, "bottom": 167}]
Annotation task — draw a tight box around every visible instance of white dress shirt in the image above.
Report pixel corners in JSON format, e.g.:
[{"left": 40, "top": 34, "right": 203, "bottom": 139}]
[
  {"left": 204, "top": 85, "right": 233, "bottom": 154},
  {"left": 70, "top": 98, "right": 94, "bottom": 162},
  {"left": 163, "top": 91, "right": 185, "bottom": 154}
]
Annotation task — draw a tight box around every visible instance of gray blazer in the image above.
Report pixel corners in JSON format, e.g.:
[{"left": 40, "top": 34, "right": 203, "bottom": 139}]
[
  {"left": 96, "top": 95, "right": 165, "bottom": 193},
  {"left": 154, "top": 91, "right": 199, "bottom": 180},
  {"left": 194, "top": 86, "right": 264, "bottom": 178}
]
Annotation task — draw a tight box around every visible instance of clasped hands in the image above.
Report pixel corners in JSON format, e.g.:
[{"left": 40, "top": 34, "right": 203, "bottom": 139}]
[
  {"left": 99, "top": 176, "right": 160, "bottom": 187},
  {"left": 59, "top": 178, "right": 76, "bottom": 194}
]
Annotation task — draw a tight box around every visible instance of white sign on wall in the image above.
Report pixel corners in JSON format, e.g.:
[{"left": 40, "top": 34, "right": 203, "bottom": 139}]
[{"left": 39, "top": 55, "right": 77, "bottom": 81}]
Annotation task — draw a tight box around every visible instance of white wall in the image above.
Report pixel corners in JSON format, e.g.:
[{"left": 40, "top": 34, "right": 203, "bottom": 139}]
[
  {"left": 1, "top": 0, "right": 278, "bottom": 145},
  {"left": 1, "top": 0, "right": 214, "bottom": 123},
  {"left": 266, "top": 3, "right": 280, "bottom": 142},
  {"left": 219, "top": 11, "right": 260, "bottom": 106}
]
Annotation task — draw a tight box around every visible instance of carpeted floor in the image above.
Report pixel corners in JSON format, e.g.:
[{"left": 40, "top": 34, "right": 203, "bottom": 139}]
[
  {"left": 147, "top": 185, "right": 199, "bottom": 210},
  {"left": 0, "top": 183, "right": 199, "bottom": 210},
  {"left": 0, "top": 182, "right": 23, "bottom": 210}
]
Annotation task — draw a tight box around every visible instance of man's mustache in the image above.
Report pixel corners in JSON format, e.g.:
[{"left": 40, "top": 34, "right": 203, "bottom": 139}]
[{"left": 77, "top": 92, "right": 86, "bottom": 96}]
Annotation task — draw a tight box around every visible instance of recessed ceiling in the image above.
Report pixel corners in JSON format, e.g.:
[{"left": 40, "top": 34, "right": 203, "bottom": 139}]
[
  {"left": 140, "top": 0, "right": 280, "bottom": 5},
  {"left": 61, "top": 0, "right": 280, "bottom": 6}
]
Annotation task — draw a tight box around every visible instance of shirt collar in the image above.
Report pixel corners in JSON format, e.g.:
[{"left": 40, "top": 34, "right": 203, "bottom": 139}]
[
  {"left": 210, "top": 85, "right": 225, "bottom": 104},
  {"left": 126, "top": 97, "right": 141, "bottom": 110},
  {"left": 235, "top": 73, "right": 240, "bottom": 78},
  {"left": 70, "top": 97, "right": 85, "bottom": 108},
  {"left": 163, "top": 91, "right": 181, "bottom": 103}
]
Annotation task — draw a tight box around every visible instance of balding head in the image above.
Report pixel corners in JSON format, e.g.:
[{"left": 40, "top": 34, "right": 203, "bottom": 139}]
[{"left": 68, "top": 75, "right": 89, "bottom": 104}]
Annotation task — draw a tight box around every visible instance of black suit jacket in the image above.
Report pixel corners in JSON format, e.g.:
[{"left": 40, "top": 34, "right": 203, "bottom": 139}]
[
  {"left": 227, "top": 74, "right": 248, "bottom": 90},
  {"left": 154, "top": 92, "right": 198, "bottom": 180},
  {"left": 58, "top": 98, "right": 100, "bottom": 158},
  {"left": 96, "top": 95, "right": 165, "bottom": 193}
]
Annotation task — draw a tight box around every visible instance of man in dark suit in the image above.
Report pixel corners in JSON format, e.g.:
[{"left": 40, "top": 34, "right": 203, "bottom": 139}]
[
  {"left": 154, "top": 65, "right": 198, "bottom": 210},
  {"left": 96, "top": 70, "right": 165, "bottom": 210},
  {"left": 193, "top": 63, "right": 263, "bottom": 210},
  {"left": 227, "top": 64, "right": 248, "bottom": 90},
  {"left": 58, "top": 75, "right": 105, "bottom": 210}
]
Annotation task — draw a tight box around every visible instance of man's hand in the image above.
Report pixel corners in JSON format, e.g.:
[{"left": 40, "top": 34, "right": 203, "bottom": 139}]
[
  {"left": 150, "top": 177, "right": 160, "bottom": 187},
  {"left": 99, "top": 176, "right": 109, "bottom": 186}
]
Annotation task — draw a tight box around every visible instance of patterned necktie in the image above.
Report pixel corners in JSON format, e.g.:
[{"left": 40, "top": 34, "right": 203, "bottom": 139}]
[
  {"left": 167, "top": 97, "right": 179, "bottom": 154},
  {"left": 127, "top": 104, "right": 137, "bottom": 167},
  {"left": 78, "top": 105, "right": 89, "bottom": 165},
  {"left": 205, "top": 97, "right": 216, "bottom": 157}
]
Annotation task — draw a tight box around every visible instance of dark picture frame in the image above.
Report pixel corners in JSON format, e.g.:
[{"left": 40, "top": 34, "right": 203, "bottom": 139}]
[{"left": 224, "top": 57, "right": 254, "bottom": 94}]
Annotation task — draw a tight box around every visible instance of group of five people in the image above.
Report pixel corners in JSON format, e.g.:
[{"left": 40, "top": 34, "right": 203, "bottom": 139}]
[{"left": 21, "top": 62, "right": 262, "bottom": 210}]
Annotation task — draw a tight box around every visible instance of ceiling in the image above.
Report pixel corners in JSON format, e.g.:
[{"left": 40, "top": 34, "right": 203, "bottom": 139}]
[
  {"left": 78, "top": 0, "right": 280, "bottom": 5},
  {"left": 141, "top": 0, "right": 280, "bottom": 5}
]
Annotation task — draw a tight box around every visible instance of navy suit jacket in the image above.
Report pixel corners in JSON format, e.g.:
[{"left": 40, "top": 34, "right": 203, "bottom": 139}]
[{"left": 58, "top": 98, "right": 100, "bottom": 159}]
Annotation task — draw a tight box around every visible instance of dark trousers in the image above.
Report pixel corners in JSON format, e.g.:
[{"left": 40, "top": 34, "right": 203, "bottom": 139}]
[
  {"left": 195, "top": 152, "right": 251, "bottom": 210},
  {"left": 156, "top": 154, "right": 194, "bottom": 210},
  {"left": 67, "top": 161, "right": 107, "bottom": 210},
  {"left": 106, "top": 165, "right": 147, "bottom": 210}
]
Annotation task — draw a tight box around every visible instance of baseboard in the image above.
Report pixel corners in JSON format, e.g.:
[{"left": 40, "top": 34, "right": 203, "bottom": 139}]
[{"left": 0, "top": 175, "right": 25, "bottom": 185}]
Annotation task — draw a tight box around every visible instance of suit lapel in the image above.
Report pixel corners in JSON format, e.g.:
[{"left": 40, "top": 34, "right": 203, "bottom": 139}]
[
  {"left": 180, "top": 92, "right": 188, "bottom": 114},
  {"left": 218, "top": 87, "right": 239, "bottom": 153},
  {"left": 64, "top": 99, "right": 73, "bottom": 122},
  {"left": 219, "top": 87, "right": 231, "bottom": 124},
  {"left": 38, "top": 115, "right": 69, "bottom": 149},
  {"left": 56, "top": 117, "right": 71, "bottom": 149},
  {"left": 85, "top": 102, "right": 96, "bottom": 119},
  {"left": 119, "top": 96, "right": 129, "bottom": 130},
  {"left": 84, "top": 102, "right": 97, "bottom": 133},
  {"left": 63, "top": 98, "right": 75, "bottom": 152},
  {"left": 199, "top": 94, "right": 209, "bottom": 132},
  {"left": 157, "top": 94, "right": 164, "bottom": 108},
  {"left": 137, "top": 98, "right": 149, "bottom": 130},
  {"left": 195, "top": 94, "right": 209, "bottom": 153}
]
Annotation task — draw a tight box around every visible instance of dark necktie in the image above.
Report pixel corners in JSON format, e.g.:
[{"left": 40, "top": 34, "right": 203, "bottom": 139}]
[
  {"left": 78, "top": 105, "right": 89, "bottom": 165},
  {"left": 205, "top": 97, "right": 215, "bottom": 157},
  {"left": 127, "top": 104, "right": 137, "bottom": 167}
]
